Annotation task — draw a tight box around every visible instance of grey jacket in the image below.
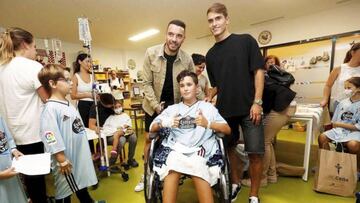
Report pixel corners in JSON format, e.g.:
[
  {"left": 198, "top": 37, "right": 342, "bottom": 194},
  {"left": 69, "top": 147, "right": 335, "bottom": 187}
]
[{"left": 141, "top": 44, "right": 194, "bottom": 116}]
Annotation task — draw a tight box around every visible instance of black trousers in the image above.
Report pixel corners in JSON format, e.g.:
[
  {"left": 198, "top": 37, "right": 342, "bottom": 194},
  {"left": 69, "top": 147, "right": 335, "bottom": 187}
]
[
  {"left": 16, "top": 142, "right": 47, "bottom": 203},
  {"left": 55, "top": 188, "right": 94, "bottom": 203},
  {"left": 78, "top": 100, "right": 95, "bottom": 153}
]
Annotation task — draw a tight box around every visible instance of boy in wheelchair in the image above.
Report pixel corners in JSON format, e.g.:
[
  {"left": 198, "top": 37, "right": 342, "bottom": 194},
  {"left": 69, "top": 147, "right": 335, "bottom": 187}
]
[{"left": 147, "top": 70, "right": 231, "bottom": 203}]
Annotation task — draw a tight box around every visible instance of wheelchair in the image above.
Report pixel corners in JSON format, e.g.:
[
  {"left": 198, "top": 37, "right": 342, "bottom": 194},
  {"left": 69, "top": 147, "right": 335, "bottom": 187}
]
[{"left": 144, "top": 128, "right": 231, "bottom": 203}]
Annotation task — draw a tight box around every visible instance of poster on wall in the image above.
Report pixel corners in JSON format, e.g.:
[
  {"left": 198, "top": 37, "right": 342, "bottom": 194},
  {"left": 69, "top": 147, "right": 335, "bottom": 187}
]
[
  {"left": 267, "top": 39, "right": 332, "bottom": 104},
  {"left": 36, "top": 49, "right": 67, "bottom": 67}
]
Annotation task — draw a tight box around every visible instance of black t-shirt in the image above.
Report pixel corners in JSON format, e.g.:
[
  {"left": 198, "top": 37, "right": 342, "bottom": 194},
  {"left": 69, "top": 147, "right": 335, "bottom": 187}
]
[
  {"left": 89, "top": 103, "right": 114, "bottom": 127},
  {"left": 160, "top": 52, "right": 177, "bottom": 107},
  {"left": 206, "top": 34, "right": 264, "bottom": 118}
]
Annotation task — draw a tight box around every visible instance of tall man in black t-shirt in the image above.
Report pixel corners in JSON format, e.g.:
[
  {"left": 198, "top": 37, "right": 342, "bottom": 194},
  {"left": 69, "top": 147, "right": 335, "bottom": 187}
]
[
  {"left": 205, "top": 3, "right": 265, "bottom": 203},
  {"left": 135, "top": 19, "right": 195, "bottom": 192}
]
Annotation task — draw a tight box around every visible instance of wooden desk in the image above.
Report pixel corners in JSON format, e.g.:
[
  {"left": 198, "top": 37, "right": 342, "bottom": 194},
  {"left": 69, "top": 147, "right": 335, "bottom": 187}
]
[{"left": 124, "top": 104, "right": 145, "bottom": 134}]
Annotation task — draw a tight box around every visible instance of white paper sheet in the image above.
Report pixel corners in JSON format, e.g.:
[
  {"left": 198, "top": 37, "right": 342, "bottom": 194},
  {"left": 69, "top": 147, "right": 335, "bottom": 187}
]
[{"left": 12, "top": 153, "right": 51, "bottom": 175}]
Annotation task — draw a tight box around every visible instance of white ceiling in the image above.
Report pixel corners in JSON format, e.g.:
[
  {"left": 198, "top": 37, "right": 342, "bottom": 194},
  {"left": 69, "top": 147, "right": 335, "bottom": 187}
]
[{"left": 0, "top": 0, "right": 356, "bottom": 50}]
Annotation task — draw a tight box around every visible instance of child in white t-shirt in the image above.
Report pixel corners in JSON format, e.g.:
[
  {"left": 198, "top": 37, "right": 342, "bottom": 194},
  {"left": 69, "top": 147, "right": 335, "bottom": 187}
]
[
  {"left": 102, "top": 100, "right": 138, "bottom": 168},
  {"left": 38, "top": 64, "right": 99, "bottom": 202},
  {"left": 0, "top": 116, "right": 27, "bottom": 203}
]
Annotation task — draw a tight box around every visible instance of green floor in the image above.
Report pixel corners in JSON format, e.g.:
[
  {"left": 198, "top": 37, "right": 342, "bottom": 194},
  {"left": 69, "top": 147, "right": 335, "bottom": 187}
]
[{"left": 67, "top": 126, "right": 357, "bottom": 202}]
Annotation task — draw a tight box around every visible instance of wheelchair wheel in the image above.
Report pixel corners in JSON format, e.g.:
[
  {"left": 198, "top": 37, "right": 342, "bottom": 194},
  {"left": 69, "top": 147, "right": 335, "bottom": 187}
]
[
  {"left": 144, "top": 161, "right": 162, "bottom": 203},
  {"left": 217, "top": 173, "right": 231, "bottom": 203},
  {"left": 213, "top": 135, "right": 231, "bottom": 203},
  {"left": 216, "top": 154, "right": 231, "bottom": 203}
]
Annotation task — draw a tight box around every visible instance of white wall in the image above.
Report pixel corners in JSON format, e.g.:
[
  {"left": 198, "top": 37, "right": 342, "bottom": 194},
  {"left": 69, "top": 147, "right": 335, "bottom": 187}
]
[
  {"left": 3, "top": 2, "right": 360, "bottom": 80},
  {"left": 183, "top": 1, "right": 360, "bottom": 54},
  {"left": 34, "top": 39, "right": 123, "bottom": 69},
  {"left": 33, "top": 38, "right": 147, "bottom": 79},
  {"left": 246, "top": 2, "right": 360, "bottom": 48},
  {"left": 123, "top": 50, "right": 146, "bottom": 79}
]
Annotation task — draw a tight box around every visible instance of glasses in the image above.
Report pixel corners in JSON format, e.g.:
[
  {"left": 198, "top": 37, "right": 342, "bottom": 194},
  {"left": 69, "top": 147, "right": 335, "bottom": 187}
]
[{"left": 58, "top": 78, "right": 72, "bottom": 84}]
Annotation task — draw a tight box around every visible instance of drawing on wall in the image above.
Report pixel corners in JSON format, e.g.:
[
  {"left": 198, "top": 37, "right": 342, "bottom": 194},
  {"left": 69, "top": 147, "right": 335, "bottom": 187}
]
[{"left": 36, "top": 49, "right": 66, "bottom": 66}]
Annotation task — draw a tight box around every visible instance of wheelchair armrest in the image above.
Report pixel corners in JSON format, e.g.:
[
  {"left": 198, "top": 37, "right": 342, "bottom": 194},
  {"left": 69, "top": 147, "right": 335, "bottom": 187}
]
[
  {"left": 149, "top": 127, "right": 171, "bottom": 140},
  {"left": 215, "top": 132, "right": 225, "bottom": 138},
  {"left": 149, "top": 132, "right": 159, "bottom": 140}
]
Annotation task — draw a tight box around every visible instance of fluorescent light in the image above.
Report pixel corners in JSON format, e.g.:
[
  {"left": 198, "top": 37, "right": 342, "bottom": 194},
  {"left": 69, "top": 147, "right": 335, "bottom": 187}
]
[{"left": 128, "top": 29, "right": 159, "bottom": 41}]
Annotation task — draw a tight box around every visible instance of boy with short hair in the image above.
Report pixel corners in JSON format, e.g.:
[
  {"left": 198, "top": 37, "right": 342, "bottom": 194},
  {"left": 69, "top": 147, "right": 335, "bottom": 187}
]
[{"left": 38, "top": 64, "right": 99, "bottom": 202}]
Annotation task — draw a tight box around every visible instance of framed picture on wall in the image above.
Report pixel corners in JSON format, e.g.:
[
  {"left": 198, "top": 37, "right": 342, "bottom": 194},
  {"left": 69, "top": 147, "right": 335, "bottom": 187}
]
[{"left": 133, "top": 87, "right": 140, "bottom": 96}]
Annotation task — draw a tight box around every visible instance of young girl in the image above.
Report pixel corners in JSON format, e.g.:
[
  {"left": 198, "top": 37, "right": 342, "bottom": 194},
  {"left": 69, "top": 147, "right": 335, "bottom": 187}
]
[
  {"left": 318, "top": 76, "right": 360, "bottom": 154},
  {"left": 38, "top": 64, "right": 98, "bottom": 203},
  {"left": 0, "top": 116, "right": 27, "bottom": 203},
  {"left": 150, "top": 70, "right": 231, "bottom": 203},
  {"left": 102, "top": 99, "right": 138, "bottom": 168}
]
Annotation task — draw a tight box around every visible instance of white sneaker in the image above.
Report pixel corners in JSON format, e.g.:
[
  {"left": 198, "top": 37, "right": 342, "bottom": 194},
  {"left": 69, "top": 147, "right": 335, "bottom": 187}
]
[
  {"left": 249, "top": 196, "right": 260, "bottom": 203},
  {"left": 231, "top": 183, "right": 241, "bottom": 202},
  {"left": 134, "top": 175, "right": 144, "bottom": 192}
]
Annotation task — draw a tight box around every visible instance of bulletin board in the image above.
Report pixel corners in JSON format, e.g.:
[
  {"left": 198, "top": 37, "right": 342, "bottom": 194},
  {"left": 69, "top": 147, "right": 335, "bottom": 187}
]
[
  {"left": 263, "top": 30, "right": 360, "bottom": 106},
  {"left": 267, "top": 39, "right": 332, "bottom": 103}
]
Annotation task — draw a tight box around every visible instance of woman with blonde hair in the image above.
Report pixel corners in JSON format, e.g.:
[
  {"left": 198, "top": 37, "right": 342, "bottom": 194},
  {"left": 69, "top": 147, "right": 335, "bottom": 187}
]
[{"left": 0, "top": 27, "right": 48, "bottom": 203}]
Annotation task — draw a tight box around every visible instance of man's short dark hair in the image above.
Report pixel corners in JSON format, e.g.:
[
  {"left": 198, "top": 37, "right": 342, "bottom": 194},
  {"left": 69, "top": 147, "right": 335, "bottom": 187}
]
[
  {"left": 64, "top": 67, "right": 71, "bottom": 73},
  {"left": 191, "top": 53, "right": 206, "bottom": 66},
  {"left": 176, "top": 70, "right": 198, "bottom": 85},
  {"left": 168, "top": 19, "right": 186, "bottom": 30},
  {"left": 99, "top": 93, "right": 115, "bottom": 106}
]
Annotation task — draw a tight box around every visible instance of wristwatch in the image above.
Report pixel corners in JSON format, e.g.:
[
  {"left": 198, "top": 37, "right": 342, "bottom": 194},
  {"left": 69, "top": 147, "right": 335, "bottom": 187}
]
[{"left": 253, "top": 99, "right": 263, "bottom": 106}]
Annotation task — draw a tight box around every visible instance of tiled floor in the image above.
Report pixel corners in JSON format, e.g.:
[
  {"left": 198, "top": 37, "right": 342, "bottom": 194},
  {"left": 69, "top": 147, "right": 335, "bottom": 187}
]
[{"left": 53, "top": 125, "right": 358, "bottom": 202}]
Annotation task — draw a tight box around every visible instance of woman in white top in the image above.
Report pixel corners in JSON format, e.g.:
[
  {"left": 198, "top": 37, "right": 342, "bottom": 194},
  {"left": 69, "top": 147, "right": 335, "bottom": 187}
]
[
  {"left": 71, "top": 53, "right": 95, "bottom": 153},
  {"left": 109, "top": 70, "right": 124, "bottom": 90},
  {"left": 321, "top": 42, "right": 360, "bottom": 111},
  {"left": 191, "top": 53, "right": 209, "bottom": 100},
  {"left": 0, "top": 27, "right": 48, "bottom": 203},
  {"left": 71, "top": 53, "right": 93, "bottom": 127}
]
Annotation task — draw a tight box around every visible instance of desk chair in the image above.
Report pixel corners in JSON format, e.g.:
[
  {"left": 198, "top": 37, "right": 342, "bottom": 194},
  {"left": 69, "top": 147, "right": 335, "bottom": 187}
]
[{"left": 124, "top": 104, "right": 145, "bottom": 134}]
